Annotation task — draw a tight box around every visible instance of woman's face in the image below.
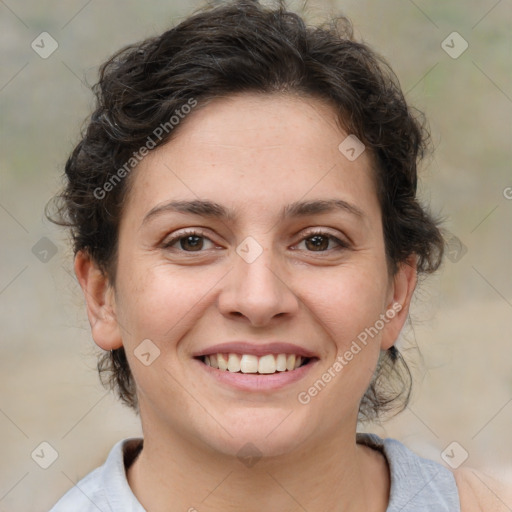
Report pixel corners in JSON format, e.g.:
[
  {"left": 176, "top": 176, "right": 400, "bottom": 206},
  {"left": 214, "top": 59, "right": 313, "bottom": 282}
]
[{"left": 82, "top": 93, "right": 414, "bottom": 457}]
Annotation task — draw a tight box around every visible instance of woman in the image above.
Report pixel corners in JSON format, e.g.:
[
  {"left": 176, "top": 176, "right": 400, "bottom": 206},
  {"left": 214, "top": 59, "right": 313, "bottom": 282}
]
[{"left": 47, "top": 1, "right": 510, "bottom": 510}]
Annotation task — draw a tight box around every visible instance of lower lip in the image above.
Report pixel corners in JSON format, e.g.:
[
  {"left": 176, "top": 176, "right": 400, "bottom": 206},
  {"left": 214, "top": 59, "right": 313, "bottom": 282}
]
[{"left": 194, "top": 358, "right": 318, "bottom": 392}]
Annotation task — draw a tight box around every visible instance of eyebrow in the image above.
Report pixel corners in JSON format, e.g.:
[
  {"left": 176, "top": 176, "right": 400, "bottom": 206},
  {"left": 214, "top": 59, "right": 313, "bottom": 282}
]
[{"left": 142, "top": 198, "right": 365, "bottom": 226}]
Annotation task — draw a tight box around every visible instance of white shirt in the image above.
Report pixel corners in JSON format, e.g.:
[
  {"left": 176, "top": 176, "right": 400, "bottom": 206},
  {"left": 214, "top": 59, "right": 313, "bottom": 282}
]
[{"left": 49, "top": 438, "right": 145, "bottom": 512}]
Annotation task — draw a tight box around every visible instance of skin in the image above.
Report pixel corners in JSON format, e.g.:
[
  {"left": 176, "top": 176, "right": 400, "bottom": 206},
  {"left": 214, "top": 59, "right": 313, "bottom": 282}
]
[
  {"left": 75, "top": 92, "right": 420, "bottom": 511},
  {"left": 454, "top": 468, "right": 512, "bottom": 511}
]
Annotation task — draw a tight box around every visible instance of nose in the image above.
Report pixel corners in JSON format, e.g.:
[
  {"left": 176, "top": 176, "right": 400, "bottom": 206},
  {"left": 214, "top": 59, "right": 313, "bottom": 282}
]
[{"left": 217, "top": 242, "right": 300, "bottom": 327}]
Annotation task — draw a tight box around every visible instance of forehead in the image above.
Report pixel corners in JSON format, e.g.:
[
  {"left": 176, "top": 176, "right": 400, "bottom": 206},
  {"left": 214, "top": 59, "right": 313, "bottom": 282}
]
[{"left": 122, "top": 92, "right": 379, "bottom": 227}]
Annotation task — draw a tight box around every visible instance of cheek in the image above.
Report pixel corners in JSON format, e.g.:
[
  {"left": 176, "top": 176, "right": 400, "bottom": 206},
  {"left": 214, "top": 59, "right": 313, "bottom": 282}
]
[
  {"left": 115, "top": 259, "right": 230, "bottom": 363},
  {"left": 306, "top": 264, "right": 389, "bottom": 341},
  {"left": 298, "top": 271, "right": 387, "bottom": 415},
  {"left": 302, "top": 263, "right": 389, "bottom": 390},
  {"left": 114, "top": 266, "right": 208, "bottom": 406}
]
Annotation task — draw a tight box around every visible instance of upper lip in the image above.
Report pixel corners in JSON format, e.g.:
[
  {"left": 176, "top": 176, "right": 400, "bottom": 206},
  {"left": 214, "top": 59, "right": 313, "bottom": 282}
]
[{"left": 193, "top": 341, "right": 318, "bottom": 358}]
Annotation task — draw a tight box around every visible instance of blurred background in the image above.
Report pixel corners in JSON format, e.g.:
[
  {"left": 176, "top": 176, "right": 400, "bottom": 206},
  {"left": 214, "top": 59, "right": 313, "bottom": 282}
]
[{"left": 1, "top": 0, "right": 511, "bottom": 510}]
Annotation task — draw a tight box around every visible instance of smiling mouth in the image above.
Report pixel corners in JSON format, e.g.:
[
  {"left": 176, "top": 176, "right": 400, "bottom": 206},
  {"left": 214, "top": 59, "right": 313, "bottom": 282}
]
[{"left": 196, "top": 353, "right": 314, "bottom": 374}]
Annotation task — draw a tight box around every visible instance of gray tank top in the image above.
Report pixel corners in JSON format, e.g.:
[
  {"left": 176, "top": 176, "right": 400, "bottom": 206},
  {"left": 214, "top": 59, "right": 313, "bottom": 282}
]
[{"left": 357, "top": 433, "right": 461, "bottom": 511}]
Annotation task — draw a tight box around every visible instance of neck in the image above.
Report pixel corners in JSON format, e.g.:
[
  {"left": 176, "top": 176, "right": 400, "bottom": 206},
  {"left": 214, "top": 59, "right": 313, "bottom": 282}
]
[{"left": 127, "top": 420, "right": 389, "bottom": 512}]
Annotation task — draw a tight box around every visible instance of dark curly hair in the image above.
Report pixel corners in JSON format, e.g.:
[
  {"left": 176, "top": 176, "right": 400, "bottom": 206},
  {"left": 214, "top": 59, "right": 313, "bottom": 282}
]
[{"left": 48, "top": 0, "right": 444, "bottom": 422}]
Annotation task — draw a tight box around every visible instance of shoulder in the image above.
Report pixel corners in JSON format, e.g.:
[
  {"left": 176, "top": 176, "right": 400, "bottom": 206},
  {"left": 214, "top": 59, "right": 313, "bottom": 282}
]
[
  {"left": 48, "top": 465, "right": 108, "bottom": 511},
  {"left": 453, "top": 467, "right": 512, "bottom": 512},
  {"left": 358, "top": 434, "right": 460, "bottom": 510},
  {"left": 48, "top": 438, "right": 144, "bottom": 512}
]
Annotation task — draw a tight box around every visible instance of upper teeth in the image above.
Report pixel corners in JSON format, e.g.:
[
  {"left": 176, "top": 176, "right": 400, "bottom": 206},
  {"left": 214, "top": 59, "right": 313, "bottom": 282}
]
[{"left": 203, "top": 353, "right": 305, "bottom": 374}]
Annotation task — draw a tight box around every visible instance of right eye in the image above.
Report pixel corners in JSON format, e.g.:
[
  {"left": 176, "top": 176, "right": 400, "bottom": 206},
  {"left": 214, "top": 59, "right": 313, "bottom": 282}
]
[{"left": 161, "top": 229, "right": 218, "bottom": 252}]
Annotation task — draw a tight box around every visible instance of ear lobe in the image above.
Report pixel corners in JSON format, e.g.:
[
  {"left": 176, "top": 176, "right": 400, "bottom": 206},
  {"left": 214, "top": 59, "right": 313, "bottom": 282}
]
[
  {"left": 74, "top": 251, "right": 123, "bottom": 350},
  {"left": 380, "top": 255, "right": 418, "bottom": 350}
]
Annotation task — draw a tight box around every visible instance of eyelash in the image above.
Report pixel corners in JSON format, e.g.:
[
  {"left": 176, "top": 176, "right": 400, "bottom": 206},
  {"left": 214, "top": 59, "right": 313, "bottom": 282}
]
[{"left": 161, "top": 228, "right": 349, "bottom": 253}]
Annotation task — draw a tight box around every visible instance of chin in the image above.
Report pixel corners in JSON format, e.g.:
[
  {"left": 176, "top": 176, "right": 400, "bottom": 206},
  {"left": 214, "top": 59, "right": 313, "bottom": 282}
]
[{"left": 196, "top": 407, "right": 317, "bottom": 460}]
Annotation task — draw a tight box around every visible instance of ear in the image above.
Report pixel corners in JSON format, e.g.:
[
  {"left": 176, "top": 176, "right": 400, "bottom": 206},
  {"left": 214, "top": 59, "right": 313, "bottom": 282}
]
[
  {"left": 380, "top": 255, "right": 418, "bottom": 350},
  {"left": 74, "top": 250, "right": 123, "bottom": 350}
]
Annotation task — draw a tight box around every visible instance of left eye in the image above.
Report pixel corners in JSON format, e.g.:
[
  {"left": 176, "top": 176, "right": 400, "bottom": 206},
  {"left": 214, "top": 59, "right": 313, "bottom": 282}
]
[{"left": 295, "top": 232, "right": 347, "bottom": 252}]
